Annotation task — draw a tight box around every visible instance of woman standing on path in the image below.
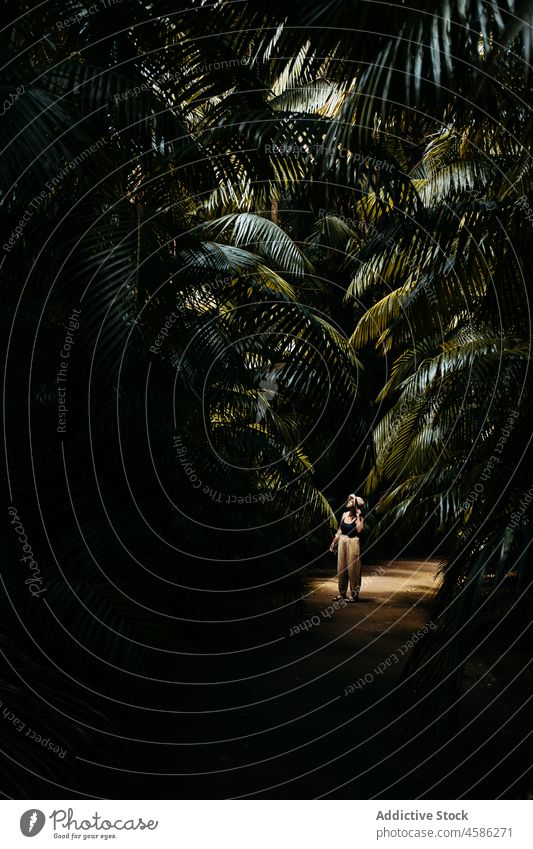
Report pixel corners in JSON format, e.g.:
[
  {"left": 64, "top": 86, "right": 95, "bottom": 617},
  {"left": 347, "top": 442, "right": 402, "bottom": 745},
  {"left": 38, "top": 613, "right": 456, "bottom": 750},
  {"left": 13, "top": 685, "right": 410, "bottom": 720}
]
[{"left": 330, "top": 494, "right": 364, "bottom": 602}]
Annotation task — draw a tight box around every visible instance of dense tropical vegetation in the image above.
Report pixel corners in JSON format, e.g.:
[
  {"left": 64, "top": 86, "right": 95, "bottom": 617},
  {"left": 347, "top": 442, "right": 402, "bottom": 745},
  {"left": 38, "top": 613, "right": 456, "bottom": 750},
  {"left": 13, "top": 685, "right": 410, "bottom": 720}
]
[{"left": 2, "top": 0, "right": 532, "bottom": 796}]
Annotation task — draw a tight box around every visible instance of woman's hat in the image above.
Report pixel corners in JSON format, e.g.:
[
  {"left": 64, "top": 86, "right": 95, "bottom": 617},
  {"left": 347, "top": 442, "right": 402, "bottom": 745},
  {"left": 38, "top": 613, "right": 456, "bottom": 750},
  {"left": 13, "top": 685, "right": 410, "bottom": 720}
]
[{"left": 349, "top": 493, "right": 365, "bottom": 507}]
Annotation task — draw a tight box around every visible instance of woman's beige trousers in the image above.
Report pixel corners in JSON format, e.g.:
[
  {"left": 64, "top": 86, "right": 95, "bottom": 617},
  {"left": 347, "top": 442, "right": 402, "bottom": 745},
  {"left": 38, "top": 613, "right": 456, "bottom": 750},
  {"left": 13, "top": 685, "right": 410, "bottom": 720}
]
[{"left": 337, "top": 535, "right": 362, "bottom": 597}]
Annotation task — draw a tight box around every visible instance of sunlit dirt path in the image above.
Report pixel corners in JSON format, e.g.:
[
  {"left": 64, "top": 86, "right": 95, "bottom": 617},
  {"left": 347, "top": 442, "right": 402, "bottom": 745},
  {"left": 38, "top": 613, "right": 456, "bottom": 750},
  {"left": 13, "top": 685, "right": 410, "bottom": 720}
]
[
  {"left": 78, "top": 556, "right": 531, "bottom": 799},
  {"left": 223, "top": 557, "right": 441, "bottom": 798},
  {"left": 159, "top": 557, "right": 442, "bottom": 800}
]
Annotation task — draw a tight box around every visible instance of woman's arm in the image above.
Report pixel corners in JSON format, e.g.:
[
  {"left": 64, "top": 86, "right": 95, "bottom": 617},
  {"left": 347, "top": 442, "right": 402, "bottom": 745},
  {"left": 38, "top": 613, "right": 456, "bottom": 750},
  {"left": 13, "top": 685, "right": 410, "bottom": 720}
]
[
  {"left": 329, "top": 513, "right": 345, "bottom": 551},
  {"left": 355, "top": 511, "right": 364, "bottom": 534}
]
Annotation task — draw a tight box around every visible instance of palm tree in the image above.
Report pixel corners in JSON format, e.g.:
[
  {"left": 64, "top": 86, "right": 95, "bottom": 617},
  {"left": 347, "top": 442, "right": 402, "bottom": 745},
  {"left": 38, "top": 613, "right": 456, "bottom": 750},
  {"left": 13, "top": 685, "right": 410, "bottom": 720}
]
[
  {"left": 3, "top": 0, "right": 533, "bottom": 795},
  {"left": 346, "top": 53, "right": 533, "bottom": 726},
  {"left": 0, "top": 6, "right": 379, "bottom": 798}
]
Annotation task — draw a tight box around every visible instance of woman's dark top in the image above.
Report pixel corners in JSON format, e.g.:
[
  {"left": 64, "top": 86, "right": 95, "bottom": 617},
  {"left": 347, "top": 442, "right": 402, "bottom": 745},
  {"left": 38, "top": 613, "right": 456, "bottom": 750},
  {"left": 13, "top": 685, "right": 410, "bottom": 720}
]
[{"left": 340, "top": 514, "right": 362, "bottom": 537}]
